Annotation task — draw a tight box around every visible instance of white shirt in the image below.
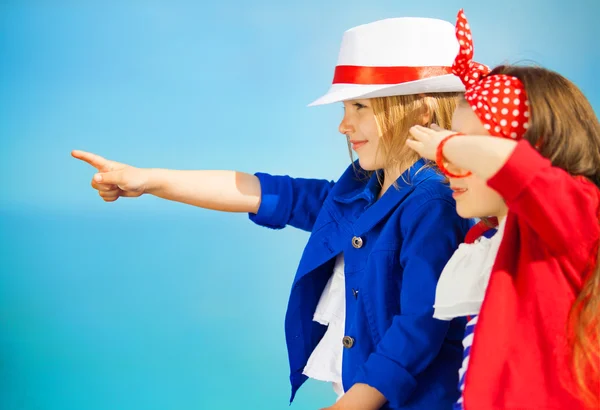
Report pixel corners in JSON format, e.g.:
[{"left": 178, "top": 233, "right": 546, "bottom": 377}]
[
  {"left": 433, "top": 218, "right": 506, "bottom": 321},
  {"left": 302, "top": 253, "right": 346, "bottom": 398}
]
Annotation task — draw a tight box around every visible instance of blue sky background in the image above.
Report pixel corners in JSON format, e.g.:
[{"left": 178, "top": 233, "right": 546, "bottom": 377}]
[{"left": 1, "top": 1, "right": 598, "bottom": 409}]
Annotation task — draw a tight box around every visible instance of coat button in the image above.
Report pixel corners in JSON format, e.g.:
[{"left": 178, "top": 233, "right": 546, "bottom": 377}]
[
  {"left": 351, "top": 236, "right": 363, "bottom": 249},
  {"left": 342, "top": 336, "right": 355, "bottom": 349}
]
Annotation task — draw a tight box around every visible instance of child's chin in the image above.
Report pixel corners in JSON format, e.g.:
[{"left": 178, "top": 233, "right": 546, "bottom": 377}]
[
  {"left": 357, "top": 158, "right": 377, "bottom": 171},
  {"left": 456, "top": 205, "right": 483, "bottom": 220}
]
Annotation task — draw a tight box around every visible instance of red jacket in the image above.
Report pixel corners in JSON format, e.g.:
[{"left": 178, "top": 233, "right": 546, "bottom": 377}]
[{"left": 463, "top": 140, "right": 600, "bottom": 409}]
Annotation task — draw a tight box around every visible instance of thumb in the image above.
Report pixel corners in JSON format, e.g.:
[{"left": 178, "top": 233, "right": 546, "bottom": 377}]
[
  {"left": 94, "top": 170, "right": 123, "bottom": 186},
  {"left": 430, "top": 123, "right": 443, "bottom": 131}
]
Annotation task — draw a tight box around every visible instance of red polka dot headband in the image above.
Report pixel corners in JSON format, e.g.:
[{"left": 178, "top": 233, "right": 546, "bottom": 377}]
[{"left": 452, "top": 9, "right": 530, "bottom": 140}]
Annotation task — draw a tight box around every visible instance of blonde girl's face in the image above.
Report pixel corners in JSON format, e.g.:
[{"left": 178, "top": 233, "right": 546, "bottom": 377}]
[{"left": 339, "top": 99, "right": 384, "bottom": 171}]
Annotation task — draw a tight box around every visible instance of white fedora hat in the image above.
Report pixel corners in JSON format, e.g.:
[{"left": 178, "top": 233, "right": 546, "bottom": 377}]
[{"left": 309, "top": 17, "right": 465, "bottom": 106}]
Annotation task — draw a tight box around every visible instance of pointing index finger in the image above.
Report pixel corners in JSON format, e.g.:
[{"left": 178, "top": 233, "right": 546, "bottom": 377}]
[{"left": 71, "top": 150, "right": 113, "bottom": 171}]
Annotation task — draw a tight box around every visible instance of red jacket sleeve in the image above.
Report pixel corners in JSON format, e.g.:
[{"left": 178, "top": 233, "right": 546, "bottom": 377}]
[{"left": 487, "top": 140, "right": 600, "bottom": 263}]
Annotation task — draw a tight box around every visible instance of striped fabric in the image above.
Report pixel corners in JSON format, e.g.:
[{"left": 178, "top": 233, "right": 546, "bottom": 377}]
[{"left": 454, "top": 315, "right": 478, "bottom": 410}]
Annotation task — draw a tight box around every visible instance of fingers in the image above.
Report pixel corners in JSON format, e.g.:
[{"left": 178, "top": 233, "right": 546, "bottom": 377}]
[
  {"left": 98, "top": 187, "right": 121, "bottom": 202},
  {"left": 405, "top": 139, "right": 425, "bottom": 155},
  {"left": 94, "top": 170, "right": 123, "bottom": 186},
  {"left": 408, "top": 125, "right": 430, "bottom": 141},
  {"left": 72, "top": 150, "right": 113, "bottom": 171},
  {"left": 120, "top": 191, "right": 142, "bottom": 198},
  {"left": 91, "top": 179, "right": 117, "bottom": 192},
  {"left": 430, "top": 123, "right": 443, "bottom": 131},
  {"left": 95, "top": 185, "right": 139, "bottom": 202},
  {"left": 90, "top": 172, "right": 119, "bottom": 202},
  {"left": 76, "top": 153, "right": 138, "bottom": 202}
]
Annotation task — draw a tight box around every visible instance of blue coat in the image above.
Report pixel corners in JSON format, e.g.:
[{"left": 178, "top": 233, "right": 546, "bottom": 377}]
[{"left": 249, "top": 160, "right": 473, "bottom": 409}]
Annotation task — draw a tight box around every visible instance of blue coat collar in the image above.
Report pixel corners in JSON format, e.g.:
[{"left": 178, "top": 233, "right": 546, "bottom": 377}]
[{"left": 330, "top": 159, "right": 438, "bottom": 236}]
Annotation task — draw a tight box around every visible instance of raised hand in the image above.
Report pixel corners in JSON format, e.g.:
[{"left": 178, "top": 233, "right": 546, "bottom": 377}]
[
  {"left": 406, "top": 124, "right": 457, "bottom": 161},
  {"left": 71, "top": 150, "right": 150, "bottom": 202}
]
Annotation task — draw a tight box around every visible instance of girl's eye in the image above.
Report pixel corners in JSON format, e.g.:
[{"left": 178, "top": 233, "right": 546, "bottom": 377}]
[{"left": 353, "top": 102, "right": 366, "bottom": 110}]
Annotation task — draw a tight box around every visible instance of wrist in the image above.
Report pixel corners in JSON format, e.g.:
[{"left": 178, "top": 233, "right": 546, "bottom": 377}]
[
  {"left": 143, "top": 168, "right": 162, "bottom": 194},
  {"left": 335, "top": 383, "right": 386, "bottom": 410},
  {"left": 436, "top": 133, "right": 471, "bottom": 178}
]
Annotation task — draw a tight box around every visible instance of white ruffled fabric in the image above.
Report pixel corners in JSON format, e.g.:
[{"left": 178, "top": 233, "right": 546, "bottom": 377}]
[
  {"left": 303, "top": 253, "right": 346, "bottom": 398},
  {"left": 433, "top": 219, "right": 506, "bottom": 321}
]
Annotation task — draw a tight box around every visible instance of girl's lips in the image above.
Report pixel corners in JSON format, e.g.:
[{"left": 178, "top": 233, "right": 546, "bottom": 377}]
[
  {"left": 451, "top": 187, "right": 468, "bottom": 198},
  {"left": 350, "top": 140, "right": 367, "bottom": 150}
]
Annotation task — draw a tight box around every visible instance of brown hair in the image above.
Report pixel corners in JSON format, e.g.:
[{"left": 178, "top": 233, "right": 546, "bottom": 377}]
[
  {"left": 490, "top": 65, "right": 600, "bottom": 405},
  {"left": 348, "top": 92, "right": 461, "bottom": 177}
]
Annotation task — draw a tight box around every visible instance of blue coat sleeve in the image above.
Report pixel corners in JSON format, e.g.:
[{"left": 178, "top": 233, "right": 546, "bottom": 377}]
[
  {"left": 248, "top": 172, "right": 335, "bottom": 232},
  {"left": 353, "top": 197, "right": 471, "bottom": 408}
]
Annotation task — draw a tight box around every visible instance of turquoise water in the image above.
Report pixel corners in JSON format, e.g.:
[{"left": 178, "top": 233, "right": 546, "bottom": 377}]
[{"left": 0, "top": 207, "right": 336, "bottom": 409}]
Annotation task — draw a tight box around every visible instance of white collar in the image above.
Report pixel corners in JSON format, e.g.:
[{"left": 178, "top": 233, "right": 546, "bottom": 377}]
[{"left": 433, "top": 218, "right": 506, "bottom": 320}]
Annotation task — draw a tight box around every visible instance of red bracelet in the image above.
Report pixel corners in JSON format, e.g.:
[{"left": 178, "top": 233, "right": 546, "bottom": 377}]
[{"left": 436, "top": 133, "right": 472, "bottom": 178}]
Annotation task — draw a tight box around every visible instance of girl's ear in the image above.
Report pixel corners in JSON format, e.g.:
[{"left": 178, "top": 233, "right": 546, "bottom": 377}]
[
  {"left": 419, "top": 94, "right": 433, "bottom": 126},
  {"left": 421, "top": 100, "right": 433, "bottom": 126}
]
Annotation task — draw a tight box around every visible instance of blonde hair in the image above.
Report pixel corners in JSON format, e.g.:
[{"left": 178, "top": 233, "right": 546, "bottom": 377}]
[{"left": 348, "top": 92, "right": 461, "bottom": 177}]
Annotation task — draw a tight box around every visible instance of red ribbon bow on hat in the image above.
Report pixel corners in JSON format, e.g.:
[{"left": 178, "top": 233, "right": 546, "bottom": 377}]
[{"left": 452, "top": 9, "right": 530, "bottom": 140}]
